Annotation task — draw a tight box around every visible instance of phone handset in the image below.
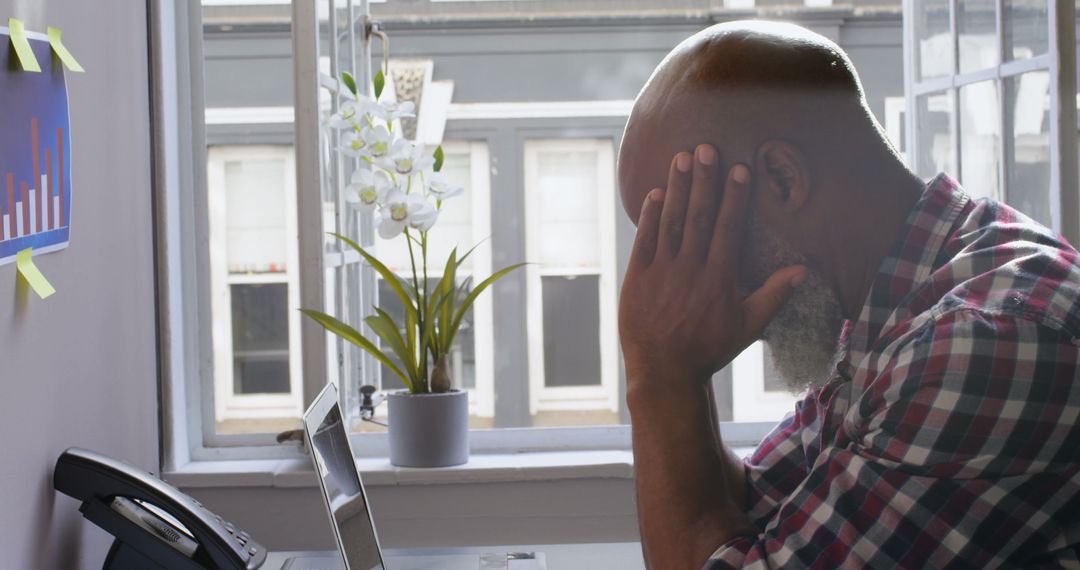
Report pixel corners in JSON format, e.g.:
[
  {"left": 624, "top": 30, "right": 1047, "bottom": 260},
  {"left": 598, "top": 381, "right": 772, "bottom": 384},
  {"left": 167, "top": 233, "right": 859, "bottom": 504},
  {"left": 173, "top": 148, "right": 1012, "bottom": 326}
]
[{"left": 111, "top": 496, "right": 198, "bottom": 557}]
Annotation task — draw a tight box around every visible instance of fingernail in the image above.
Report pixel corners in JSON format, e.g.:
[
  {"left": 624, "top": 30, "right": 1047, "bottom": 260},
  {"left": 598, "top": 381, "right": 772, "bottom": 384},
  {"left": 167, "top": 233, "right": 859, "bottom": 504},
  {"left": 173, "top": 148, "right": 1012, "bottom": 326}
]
[
  {"left": 733, "top": 164, "right": 750, "bottom": 184},
  {"left": 676, "top": 153, "right": 692, "bottom": 173},
  {"left": 790, "top": 267, "right": 808, "bottom": 287},
  {"left": 648, "top": 188, "right": 665, "bottom": 201},
  {"left": 696, "top": 145, "right": 716, "bottom": 165}
]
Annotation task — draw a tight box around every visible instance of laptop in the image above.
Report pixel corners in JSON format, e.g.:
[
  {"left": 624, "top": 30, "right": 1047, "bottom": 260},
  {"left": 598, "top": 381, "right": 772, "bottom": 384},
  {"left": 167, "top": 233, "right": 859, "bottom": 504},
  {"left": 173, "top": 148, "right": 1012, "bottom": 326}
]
[{"left": 284, "top": 383, "right": 544, "bottom": 570}]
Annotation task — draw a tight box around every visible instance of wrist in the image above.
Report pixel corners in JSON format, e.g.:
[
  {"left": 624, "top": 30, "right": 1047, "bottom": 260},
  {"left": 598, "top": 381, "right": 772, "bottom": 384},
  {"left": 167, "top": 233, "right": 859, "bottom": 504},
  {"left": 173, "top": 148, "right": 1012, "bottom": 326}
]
[{"left": 625, "top": 369, "right": 711, "bottom": 412}]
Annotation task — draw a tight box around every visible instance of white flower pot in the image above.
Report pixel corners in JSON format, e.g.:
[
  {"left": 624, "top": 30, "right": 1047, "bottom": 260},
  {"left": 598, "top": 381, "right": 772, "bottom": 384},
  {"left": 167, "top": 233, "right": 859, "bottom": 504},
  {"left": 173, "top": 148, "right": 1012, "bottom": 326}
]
[{"left": 387, "top": 389, "right": 469, "bottom": 467}]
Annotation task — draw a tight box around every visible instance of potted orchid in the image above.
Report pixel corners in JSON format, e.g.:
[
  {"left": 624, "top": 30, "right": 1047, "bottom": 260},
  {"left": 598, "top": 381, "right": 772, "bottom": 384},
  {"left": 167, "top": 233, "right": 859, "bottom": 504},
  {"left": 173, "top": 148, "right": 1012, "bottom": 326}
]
[{"left": 301, "top": 70, "right": 523, "bottom": 467}]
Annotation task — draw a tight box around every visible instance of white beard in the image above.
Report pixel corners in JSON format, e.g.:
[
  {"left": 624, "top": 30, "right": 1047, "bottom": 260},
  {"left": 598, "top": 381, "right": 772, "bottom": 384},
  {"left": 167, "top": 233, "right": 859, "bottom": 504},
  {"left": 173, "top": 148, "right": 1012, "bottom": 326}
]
[{"left": 740, "top": 214, "right": 845, "bottom": 393}]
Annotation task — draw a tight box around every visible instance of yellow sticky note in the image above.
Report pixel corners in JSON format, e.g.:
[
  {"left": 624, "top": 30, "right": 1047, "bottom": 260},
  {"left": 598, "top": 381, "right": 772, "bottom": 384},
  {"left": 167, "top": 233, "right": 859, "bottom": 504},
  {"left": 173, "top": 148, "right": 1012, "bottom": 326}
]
[
  {"left": 47, "top": 26, "right": 83, "bottom": 73},
  {"left": 8, "top": 18, "right": 41, "bottom": 73},
  {"left": 16, "top": 247, "right": 56, "bottom": 299}
]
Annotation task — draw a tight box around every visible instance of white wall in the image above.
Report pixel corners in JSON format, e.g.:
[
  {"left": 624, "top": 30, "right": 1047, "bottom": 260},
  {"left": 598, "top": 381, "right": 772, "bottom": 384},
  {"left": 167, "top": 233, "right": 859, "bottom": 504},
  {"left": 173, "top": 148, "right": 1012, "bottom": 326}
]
[{"left": 0, "top": 1, "right": 158, "bottom": 568}]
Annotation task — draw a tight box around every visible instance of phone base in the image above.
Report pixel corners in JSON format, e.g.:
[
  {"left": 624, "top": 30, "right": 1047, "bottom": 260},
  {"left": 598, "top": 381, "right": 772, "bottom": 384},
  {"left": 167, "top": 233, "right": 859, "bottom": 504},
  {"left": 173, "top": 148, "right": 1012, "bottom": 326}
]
[{"left": 104, "top": 541, "right": 168, "bottom": 570}]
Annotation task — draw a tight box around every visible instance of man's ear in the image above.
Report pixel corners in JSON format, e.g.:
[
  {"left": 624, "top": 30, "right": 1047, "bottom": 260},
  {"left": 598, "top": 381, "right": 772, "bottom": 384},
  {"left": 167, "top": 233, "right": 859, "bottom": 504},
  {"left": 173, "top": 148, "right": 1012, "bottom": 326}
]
[{"left": 754, "top": 140, "right": 811, "bottom": 213}]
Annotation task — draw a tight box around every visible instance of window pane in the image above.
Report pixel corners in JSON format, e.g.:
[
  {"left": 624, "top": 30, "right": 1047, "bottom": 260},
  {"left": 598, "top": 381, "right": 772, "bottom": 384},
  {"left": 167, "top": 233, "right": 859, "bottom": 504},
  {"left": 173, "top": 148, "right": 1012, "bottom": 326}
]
[
  {"left": 959, "top": 81, "right": 1001, "bottom": 200},
  {"left": 958, "top": 0, "right": 998, "bottom": 74},
  {"left": 916, "top": 91, "right": 956, "bottom": 177},
  {"left": 1004, "top": 0, "right": 1049, "bottom": 62},
  {"left": 230, "top": 283, "right": 291, "bottom": 394},
  {"left": 541, "top": 275, "right": 601, "bottom": 388},
  {"left": 536, "top": 151, "right": 600, "bottom": 269},
  {"left": 1005, "top": 71, "right": 1052, "bottom": 226},
  {"left": 224, "top": 159, "right": 288, "bottom": 273},
  {"left": 916, "top": 0, "right": 953, "bottom": 80}
]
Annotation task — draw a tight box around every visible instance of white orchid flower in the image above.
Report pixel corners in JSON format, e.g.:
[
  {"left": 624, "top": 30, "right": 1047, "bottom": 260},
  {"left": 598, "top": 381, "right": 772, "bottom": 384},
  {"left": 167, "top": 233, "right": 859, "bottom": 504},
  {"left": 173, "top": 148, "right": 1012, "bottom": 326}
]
[
  {"left": 377, "top": 191, "right": 438, "bottom": 238},
  {"left": 341, "top": 130, "right": 370, "bottom": 158},
  {"left": 345, "top": 168, "right": 394, "bottom": 211},
  {"left": 380, "top": 99, "right": 416, "bottom": 121},
  {"left": 359, "top": 96, "right": 389, "bottom": 122},
  {"left": 426, "top": 173, "right": 464, "bottom": 202},
  {"left": 382, "top": 139, "right": 435, "bottom": 177},
  {"left": 362, "top": 125, "right": 393, "bottom": 159},
  {"left": 405, "top": 194, "right": 438, "bottom": 231},
  {"left": 327, "top": 101, "right": 361, "bottom": 130}
]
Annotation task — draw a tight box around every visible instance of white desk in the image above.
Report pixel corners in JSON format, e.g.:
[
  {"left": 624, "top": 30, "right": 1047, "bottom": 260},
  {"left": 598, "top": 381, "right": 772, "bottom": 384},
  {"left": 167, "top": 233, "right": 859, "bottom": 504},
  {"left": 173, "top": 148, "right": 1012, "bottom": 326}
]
[{"left": 264, "top": 542, "right": 644, "bottom": 569}]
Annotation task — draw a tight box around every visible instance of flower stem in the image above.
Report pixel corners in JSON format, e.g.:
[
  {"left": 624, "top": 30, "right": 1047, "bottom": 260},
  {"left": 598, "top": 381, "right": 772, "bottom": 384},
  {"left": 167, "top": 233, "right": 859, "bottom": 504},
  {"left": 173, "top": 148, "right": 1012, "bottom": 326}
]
[
  {"left": 420, "top": 230, "right": 430, "bottom": 389},
  {"left": 404, "top": 228, "right": 425, "bottom": 392}
]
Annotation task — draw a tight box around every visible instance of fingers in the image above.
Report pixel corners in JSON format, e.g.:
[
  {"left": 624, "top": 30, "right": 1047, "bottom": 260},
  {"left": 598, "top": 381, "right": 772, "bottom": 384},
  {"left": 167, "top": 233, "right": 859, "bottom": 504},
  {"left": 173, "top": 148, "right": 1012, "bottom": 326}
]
[
  {"left": 657, "top": 151, "right": 693, "bottom": 258},
  {"left": 741, "top": 265, "right": 808, "bottom": 342},
  {"left": 681, "top": 144, "right": 722, "bottom": 260},
  {"left": 708, "top": 163, "right": 753, "bottom": 271},
  {"left": 628, "top": 188, "right": 666, "bottom": 270}
]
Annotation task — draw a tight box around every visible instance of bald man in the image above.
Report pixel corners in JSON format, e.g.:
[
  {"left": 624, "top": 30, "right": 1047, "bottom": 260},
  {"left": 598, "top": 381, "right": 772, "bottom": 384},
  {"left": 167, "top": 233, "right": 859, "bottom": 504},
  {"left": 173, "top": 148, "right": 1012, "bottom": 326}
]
[{"left": 618, "top": 21, "right": 1080, "bottom": 569}]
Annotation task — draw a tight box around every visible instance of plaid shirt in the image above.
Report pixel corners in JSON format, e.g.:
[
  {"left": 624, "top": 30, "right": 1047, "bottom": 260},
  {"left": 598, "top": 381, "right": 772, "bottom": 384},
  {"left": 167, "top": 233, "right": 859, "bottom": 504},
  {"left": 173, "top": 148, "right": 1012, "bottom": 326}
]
[{"left": 707, "top": 174, "right": 1080, "bottom": 569}]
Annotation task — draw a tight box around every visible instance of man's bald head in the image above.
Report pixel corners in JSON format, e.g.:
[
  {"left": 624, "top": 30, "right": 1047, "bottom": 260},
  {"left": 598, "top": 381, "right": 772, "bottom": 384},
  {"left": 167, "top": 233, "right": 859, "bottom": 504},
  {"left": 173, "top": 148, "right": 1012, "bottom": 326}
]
[{"left": 619, "top": 21, "right": 886, "bottom": 220}]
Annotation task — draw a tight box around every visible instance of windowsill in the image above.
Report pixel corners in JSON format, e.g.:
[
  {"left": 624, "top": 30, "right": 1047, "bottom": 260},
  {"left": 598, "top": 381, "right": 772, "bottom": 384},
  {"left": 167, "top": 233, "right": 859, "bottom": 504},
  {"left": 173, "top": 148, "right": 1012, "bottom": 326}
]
[
  {"left": 165, "top": 450, "right": 635, "bottom": 489},
  {"left": 164, "top": 447, "right": 757, "bottom": 489}
]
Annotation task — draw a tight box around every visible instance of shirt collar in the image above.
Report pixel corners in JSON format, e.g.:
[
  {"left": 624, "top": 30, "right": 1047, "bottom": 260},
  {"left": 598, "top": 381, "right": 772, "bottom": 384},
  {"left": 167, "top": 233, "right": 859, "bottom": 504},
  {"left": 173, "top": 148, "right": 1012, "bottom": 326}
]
[{"left": 846, "top": 173, "right": 970, "bottom": 361}]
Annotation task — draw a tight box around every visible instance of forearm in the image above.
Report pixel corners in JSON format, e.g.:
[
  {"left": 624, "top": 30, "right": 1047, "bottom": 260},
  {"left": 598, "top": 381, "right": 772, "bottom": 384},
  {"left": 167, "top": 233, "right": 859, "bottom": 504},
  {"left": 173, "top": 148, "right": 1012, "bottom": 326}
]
[
  {"left": 706, "top": 381, "right": 748, "bottom": 511},
  {"left": 628, "top": 379, "right": 755, "bottom": 569}
]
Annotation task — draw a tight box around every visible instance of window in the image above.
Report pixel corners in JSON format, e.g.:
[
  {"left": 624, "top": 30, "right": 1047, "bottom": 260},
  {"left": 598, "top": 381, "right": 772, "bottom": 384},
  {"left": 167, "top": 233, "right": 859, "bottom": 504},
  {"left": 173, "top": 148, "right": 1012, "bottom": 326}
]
[
  {"left": 524, "top": 139, "right": 619, "bottom": 425},
  {"left": 206, "top": 146, "right": 301, "bottom": 435},
  {"left": 905, "top": 0, "right": 1073, "bottom": 234},
  {"left": 166, "top": 0, "right": 980, "bottom": 464}
]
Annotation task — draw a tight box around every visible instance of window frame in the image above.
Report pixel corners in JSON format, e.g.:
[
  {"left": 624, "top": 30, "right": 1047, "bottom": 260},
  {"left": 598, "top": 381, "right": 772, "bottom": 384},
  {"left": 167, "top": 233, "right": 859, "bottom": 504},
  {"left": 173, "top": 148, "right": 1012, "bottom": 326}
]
[
  {"left": 902, "top": 0, "right": 1079, "bottom": 242},
  {"left": 157, "top": 0, "right": 786, "bottom": 467}
]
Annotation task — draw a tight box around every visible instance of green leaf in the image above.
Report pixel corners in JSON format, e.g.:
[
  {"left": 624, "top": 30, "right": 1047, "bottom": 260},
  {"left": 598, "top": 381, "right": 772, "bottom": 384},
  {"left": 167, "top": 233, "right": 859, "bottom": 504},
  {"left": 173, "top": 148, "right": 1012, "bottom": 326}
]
[
  {"left": 373, "top": 70, "right": 385, "bottom": 99},
  {"left": 405, "top": 306, "right": 419, "bottom": 390},
  {"left": 458, "top": 240, "right": 484, "bottom": 266},
  {"left": 300, "top": 309, "right": 413, "bottom": 392},
  {"left": 437, "top": 249, "right": 459, "bottom": 351},
  {"left": 341, "top": 71, "right": 358, "bottom": 97},
  {"left": 330, "top": 232, "right": 419, "bottom": 324},
  {"left": 365, "top": 309, "right": 416, "bottom": 381},
  {"left": 433, "top": 145, "right": 445, "bottom": 173},
  {"left": 447, "top": 263, "right": 526, "bottom": 349}
]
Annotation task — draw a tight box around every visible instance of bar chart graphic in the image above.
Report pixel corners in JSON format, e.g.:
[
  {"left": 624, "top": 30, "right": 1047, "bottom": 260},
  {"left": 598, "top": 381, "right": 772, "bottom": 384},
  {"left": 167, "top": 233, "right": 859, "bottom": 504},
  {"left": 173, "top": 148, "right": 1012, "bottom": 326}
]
[{"left": 1, "top": 26, "right": 73, "bottom": 266}]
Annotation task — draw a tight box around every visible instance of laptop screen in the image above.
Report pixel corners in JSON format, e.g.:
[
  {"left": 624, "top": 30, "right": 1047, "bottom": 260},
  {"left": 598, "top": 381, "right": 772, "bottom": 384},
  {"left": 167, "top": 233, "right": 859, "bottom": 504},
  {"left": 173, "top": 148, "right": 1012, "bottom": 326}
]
[{"left": 306, "top": 384, "right": 385, "bottom": 570}]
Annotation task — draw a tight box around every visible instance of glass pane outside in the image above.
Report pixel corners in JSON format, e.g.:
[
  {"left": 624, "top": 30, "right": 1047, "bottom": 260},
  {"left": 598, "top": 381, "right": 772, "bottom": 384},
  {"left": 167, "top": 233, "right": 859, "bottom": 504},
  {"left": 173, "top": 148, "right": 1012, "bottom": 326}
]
[
  {"left": 916, "top": 91, "right": 957, "bottom": 178},
  {"left": 541, "top": 275, "right": 602, "bottom": 388},
  {"left": 224, "top": 159, "right": 288, "bottom": 273},
  {"left": 231, "top": 283, "right": 291, "bottom": 395},
  {"left": 535, "top": 150, "right": 601, "bottom": 269},
  {"left": 1005, "top": 71, "right": 1052, "bottom": 226},
  {"left": 958, "top": 0, "right": 998, "bottom": 74},
  {"left": 1004, "top": 0, "right": 1049, "bottom": 62},
  {"left": 959, "top": 81, "right": 1002, "bottom": 201},
  {"left": 916, "top": 0, "right": 954, "bottom": 80}
]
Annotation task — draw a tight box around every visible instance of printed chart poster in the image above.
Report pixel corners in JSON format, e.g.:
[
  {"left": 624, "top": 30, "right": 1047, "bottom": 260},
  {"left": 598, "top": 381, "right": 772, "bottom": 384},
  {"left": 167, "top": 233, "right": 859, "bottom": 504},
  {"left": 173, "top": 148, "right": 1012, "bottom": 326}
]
[{"left": 0, "top": 26, "right": 73, "bottom": 266}]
